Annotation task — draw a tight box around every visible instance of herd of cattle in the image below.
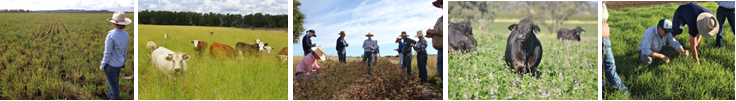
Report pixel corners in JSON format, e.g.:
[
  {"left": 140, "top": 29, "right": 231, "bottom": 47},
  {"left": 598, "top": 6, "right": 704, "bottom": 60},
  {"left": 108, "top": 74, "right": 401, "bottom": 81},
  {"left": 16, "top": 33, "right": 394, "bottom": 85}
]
[
  {"left": 449, "top": 18, "right": 586, "bottom": 77},
  {"left": 146, "top": 34, "right": 288, "bottom": 78}
]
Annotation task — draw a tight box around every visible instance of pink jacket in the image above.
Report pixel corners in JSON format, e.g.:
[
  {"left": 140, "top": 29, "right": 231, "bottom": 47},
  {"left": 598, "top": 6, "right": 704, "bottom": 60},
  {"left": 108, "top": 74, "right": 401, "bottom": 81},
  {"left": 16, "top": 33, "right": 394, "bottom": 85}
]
[{"left": 295, "top": 53, "right": 321, "bottom": 74}]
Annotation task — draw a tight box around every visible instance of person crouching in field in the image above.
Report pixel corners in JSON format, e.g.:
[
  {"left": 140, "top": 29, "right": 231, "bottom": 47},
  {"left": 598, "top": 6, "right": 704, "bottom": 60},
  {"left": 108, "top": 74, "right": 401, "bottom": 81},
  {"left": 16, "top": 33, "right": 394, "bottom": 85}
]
[
  {"left": 295, "top": 47, "right": 326, "bottom": 82},
  {"left": 414, "top": 31, "right": 428, "bottom": 82},
  {"left": 400, "top": 31, "right": 417, "bottom": 76},
  {"left": 362, "top": 33, "right": 377, "bottom": 75},
  {"left": 638, "top": 19, "right": 690, "bottom": 64},
  {"left": 100, "top": 11, "right": 131, "bottom": 100},
  {"left": 394, "top": 37, "right": 404, "bottom": 67}
]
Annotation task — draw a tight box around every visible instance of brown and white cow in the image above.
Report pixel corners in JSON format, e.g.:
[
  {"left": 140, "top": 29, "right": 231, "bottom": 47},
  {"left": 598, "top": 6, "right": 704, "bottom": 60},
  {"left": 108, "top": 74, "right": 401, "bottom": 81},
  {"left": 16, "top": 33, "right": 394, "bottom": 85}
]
[{"left": 191, "top": 40, "right": 208, "bottom": 56}]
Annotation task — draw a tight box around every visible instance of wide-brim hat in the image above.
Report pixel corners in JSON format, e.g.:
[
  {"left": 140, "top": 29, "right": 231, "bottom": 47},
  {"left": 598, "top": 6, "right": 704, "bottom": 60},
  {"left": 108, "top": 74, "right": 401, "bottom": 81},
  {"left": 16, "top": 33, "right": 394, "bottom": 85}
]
[
  {"left": 366, "top": 33, "right": 374, "bottom": 37},
  {"left": 107, "top": 11, "right": 132, "bottom": 25},
  {"left": 416, "top": 30, "right": 424, "bottom": 37},
  {"left": 432, "top": 0, "right": 443, "bottom": 8},
  {"left": 400, "top": 31, "right": 409, "bottom": 37},
  {"left": 602, "top": 2, "right": 609, "bottom": 22},
  {"left": 311, "top": 47, "right": 326, "bottom": 61},
  {"left": 697, "top": 12, "right": 719, "bottom": 38},
  {"left": 339, "top": 31, "right": 346, "bottom": 35}
]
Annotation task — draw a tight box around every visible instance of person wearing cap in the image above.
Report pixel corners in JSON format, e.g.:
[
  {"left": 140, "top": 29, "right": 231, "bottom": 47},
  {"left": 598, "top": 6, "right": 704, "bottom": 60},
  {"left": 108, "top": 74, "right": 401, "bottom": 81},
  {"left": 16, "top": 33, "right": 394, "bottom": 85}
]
[
  {"left": 394, "top": 37, "right": 404, "bottom": 67},
  {"left": 302, "top": 30, "right": 318, "bottom": 55},
  {"left": 372, "top": 40, "right": 380, "bottom": 66},
  {"left": 639, "top": 19, "right": 691, "bottom": 64},
  {"left": 100, "top": 11, "right": 131, "bottom": 100},
  {"left": 401, "top": 31, "right": 417, "bottom": 76},
  {"left": 295, "top": 47, "right": 326, "bottom": 82},
  {"left": 414, "top": 30, "right": 429, "bottom": 82},
  {"left": 601, "top": 1, "right": 629, "bottom": 95},
  {"left": 715, "top": 1, "right": 735, "bottom": 47},
  {"left": 336, "top": 31, "right": 349, "bottom": 63},
  {"left": 426, "top": 0, "right": 444, "bottom": 81},
  {"left": 362, "top": 33, "right": 378, "bottom": 75}
]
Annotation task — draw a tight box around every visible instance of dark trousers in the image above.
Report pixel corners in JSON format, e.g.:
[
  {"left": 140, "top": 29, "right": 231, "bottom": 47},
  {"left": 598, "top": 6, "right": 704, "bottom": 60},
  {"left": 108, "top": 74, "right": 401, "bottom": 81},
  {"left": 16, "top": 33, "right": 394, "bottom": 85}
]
[
  {"left": 104, "top": 65, "right": 121, "bottom": 100},
  {"left": 338, "top": 50, "right": 346, "bottom": 63},
  {"left": 417, "top": 52, "right": 428, "bottom": 82},
  {"left": 437, "top": 50, "right": 443, "bottom": 81},
  {"left": 716, "top": 7, "right": 735, "bottom": 47},
  {"left": 402, "top": 52, "right": 413, "bottom": 76},
  {"left": 362, "top": 52, "right": 373, "bottom": 74}
]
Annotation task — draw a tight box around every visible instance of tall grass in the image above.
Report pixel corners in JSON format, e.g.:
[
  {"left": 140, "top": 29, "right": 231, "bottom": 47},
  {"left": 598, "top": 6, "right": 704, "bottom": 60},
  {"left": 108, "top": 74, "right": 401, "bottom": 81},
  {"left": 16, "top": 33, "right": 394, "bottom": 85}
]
[
  {"left": 0, "top": 13, "right": 135, "bottom": 100},
  {"left": 604, "top": 2, "right": 734, "bottom": 100},
  {"left": 137, "top": 25, "right": 287, "bottom": 100},
  {"left": 449, "top": 21, "right": 598, "bottom": 100}
]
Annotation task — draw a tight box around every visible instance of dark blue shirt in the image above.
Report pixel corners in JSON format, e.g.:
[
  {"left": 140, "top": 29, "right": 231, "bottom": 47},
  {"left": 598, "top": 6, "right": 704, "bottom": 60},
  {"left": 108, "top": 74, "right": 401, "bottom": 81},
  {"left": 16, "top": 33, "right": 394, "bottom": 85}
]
[
  {"left": 672, "top": 2, "right": 713, "bottom": 36},
  {"left": 397, "top": 41, "right": 403, "bottom": 53},
  {"left": 336, "top": 37, "right": 348, "bottom": 51},
  {"left": 402, "top": 38, "right": 416, "bottom": 54},
  {"left": 302, "top": 34, "right": 315, "bottom": 54}
]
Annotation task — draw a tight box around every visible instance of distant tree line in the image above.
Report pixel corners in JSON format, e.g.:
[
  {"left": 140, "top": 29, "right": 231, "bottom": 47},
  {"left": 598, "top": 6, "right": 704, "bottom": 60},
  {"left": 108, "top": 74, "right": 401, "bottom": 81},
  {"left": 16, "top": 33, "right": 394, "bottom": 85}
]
[
  {"left": 0, "top": 9, "right": 30, "bottom": 13},
  {"left": 138, "top": 10, "right": 287, "bottom": 28}
]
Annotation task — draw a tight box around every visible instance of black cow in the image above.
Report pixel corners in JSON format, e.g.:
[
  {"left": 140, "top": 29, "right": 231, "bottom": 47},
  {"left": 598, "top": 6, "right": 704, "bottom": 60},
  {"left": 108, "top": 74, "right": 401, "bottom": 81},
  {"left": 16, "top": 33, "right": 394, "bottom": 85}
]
[
  {"left": 449, "top": 22, "right": 478, "bottom": 54},
  {"left": 556, "top": 26, "right": 585, "bottom": 41},
  {"left": 504, "top": 18, "right": 543, "bottom": 77}
]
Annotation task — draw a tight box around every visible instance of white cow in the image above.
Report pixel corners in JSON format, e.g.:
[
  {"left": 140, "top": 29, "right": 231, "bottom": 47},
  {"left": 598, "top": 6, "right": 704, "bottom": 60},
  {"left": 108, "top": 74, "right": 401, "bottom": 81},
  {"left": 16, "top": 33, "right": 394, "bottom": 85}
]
[
  {"left": 146, "top": 41, "right": 157, "bottom": 53},
  {"left": 151, "top": 47, "right": 190, "bottom": 79},
  {"left": 163, "top": 34, "right": 169, "bottom": 39}
]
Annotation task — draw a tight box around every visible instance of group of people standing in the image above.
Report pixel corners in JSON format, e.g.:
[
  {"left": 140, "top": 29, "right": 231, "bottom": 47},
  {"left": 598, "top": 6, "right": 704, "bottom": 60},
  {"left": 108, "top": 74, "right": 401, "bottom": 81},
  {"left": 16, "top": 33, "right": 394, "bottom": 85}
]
[{"left": 294, "top": 0, "right": 444, "bottom": 83}]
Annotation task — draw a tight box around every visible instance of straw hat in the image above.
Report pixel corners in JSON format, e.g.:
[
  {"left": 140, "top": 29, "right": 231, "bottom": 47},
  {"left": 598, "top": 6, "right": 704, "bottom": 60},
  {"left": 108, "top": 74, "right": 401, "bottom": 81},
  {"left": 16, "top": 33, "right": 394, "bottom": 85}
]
[
  {"left": 400, "top": 31, "right": 409, "bottom": 37},
  {"left": 339, "top": 31, "right": 346, "bottom": 35},
  {"left": 416, "top": 30, "right": 424, "bottom": 37},
  {"left": 365, "top": 33, "right": 374, "bottom": 37},
  {"left": 432, "top": 0, "right": 443, "bottom": 8},
  {"left": 696, "top": 12, "right": 719, "bottom": 38},
  {"left": 107, "top": 11, "right": 132, "bottom": 25},
  {"left": 310, "top": 47, "right": 326, "bottom": 61}
]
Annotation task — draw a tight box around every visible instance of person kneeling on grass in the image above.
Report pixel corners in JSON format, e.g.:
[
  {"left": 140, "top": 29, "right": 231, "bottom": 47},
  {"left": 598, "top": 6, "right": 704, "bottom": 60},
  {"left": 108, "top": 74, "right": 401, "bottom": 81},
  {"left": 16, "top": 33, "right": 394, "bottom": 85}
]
[
  {"left": 638, "top": 19, "right": 690, "bottom": 64},
  {"left": 294, "top": 47, "right": 326, "bottom": 82},
  {"left": 100, "top": 11, "right": 131, "bottom": 100}
]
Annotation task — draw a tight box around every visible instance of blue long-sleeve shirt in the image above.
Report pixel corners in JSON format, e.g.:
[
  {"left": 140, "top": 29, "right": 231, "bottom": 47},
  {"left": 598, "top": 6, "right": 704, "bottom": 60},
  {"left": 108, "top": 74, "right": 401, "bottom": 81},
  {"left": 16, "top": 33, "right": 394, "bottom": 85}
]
[
  {"left": 397, "top": 41, "right": 403, "bottom": 53},
  {"left": 638, "top": 26, "right": 683, "bottom": 56},
  {"left": 100, "top": 29, "right": 129, "bottom": 69},
  {"left": 672, "top": 2, "right": 713, "bottom": 36},
  {"left": 336, "top": 37, "right": 348, "bottom": 51},
  {"left": 402, "top": 38, "right": 417, "bottom": 54},
  {"left": 302, "top": 34, "right": 315, "bottom": 53},
  {"left": 363, "top": 39, "right": 377, "bottom": 53}
]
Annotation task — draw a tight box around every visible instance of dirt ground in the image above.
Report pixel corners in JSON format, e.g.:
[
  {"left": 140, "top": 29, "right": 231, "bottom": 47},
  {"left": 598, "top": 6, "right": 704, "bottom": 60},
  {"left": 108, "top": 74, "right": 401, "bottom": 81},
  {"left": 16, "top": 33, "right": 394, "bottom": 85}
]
[{"left": 605, "top": 1, "right": 705, "bottom": 10}]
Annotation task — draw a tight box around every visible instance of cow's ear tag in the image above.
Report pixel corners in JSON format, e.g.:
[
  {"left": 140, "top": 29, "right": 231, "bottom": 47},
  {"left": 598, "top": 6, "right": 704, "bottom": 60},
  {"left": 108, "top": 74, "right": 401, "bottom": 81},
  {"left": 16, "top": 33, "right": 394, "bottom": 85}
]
[
  {"left": 582, "top": 31, "right": 585, "bottom": 34},
  {"left": 534, "top": 30, "right": 539, "bottom": 35}
]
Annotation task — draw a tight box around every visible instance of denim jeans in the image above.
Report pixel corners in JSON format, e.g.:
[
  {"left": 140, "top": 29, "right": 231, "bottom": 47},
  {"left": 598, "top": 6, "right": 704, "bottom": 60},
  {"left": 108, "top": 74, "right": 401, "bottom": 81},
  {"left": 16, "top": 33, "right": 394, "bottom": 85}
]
[
  {"left": 104, "top": 65, "right": 121, "bottom": 100},
  {"left": 417, "top": 52, "right": 428, "bottom": 82},
  {"left": 362, "top": 52, "right": 373, "bottom": 74},
  {"left": 716, "top": 7, "right": 735, "bottom": 47},
  {"left": 603, "top": 38, "right": 628, "bottom": 91},
  {"left": 437, "top": 50, "right": 443, "bottom": 81},
  {"left": 402, "top": 53, "right": 413, "bottom": 76},
  {"left": 398, "top": 53, "right": 404, "bottom": 66},
  {"left": 338, "top": 50, "right": 347, "bottom": 63}
]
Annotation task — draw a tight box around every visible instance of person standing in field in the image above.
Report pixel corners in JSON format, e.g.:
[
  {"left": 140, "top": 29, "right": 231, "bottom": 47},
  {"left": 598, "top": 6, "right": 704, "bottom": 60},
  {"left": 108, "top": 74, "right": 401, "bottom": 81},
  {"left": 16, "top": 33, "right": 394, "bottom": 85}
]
[
  {"left": 303, "top": 29, "right": 317, "bottom": 55},
  {"left": 394, "top": 37, "right": 404, "bottom": 67},
  {"left": 414, "top": 30, "right": 428, "bottom": 82},
  {"left": 715, "top": 1, "right": 734, "bottom": 47},
  {"left": 100, "top": 11, "right": 131, "bottom": 100},
  {"left": 401, "top": 31, "right": 417, "bottom": 76},
  {"left": 372, "top": 40, "right": 380, "bottom": 65},
  {"left": 426, "top": 0, "right": 444, "bottom": 82},
  {"left": 601, "top": 1, "right": 628, "bottom": 95},
  {"left": 671, "top": 2, "right": 719, "bottom": 65},
  {"left": 362, "top": 33, "right": 377, "bottom": 75},
  {"left": 336, "top": 31, "right": 348, "bottom": 63}
]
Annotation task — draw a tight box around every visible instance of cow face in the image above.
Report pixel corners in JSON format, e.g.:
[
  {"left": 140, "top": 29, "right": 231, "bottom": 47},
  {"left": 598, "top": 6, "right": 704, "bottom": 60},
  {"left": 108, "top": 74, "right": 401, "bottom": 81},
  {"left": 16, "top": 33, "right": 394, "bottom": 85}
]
[
  {"left": 192, "top": 40, "right": 200, "bottom": 48},
  {"left": 264, "top": 46, "right": 273, "bottom": 53},
  {"left": 574, "top": 26, "right": 585, "bottom": 41},
  {"left": 508, "top": 19, "right": 541, "bottom": 42},
  {"left": 166, "top": 52, "right": 190, "bottom": 72}
]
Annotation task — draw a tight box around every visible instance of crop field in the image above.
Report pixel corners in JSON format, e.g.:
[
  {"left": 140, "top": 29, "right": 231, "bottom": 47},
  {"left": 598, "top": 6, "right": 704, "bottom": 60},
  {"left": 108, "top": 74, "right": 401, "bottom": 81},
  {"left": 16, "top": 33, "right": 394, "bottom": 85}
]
[
  {"left": 137, "top": 25, "right": 288, "bottom": 100},
  {"left": 449, "top": 20, "right": 599, "bottom": 100},
  {"left": 0, "top": 13, "right": 135, "bottom": 99},
  {"left": 604, "top": 2, "right": 734, "bottom": 100},
  {"left": 293, "top": 56, "right": 442, "bottom": 100}
]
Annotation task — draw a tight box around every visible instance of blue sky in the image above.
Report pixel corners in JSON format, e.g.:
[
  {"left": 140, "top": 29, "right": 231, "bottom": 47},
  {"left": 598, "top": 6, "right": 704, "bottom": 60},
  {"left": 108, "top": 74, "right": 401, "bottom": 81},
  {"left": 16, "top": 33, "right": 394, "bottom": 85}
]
[
  {"left": 295, "top": 0, "right": 443, "bottom": 56},
  {"left": 0, "top": 0, "right": 134, "bottom": 11},
  {"left": 138, "top": 0, "right": 287, "bottom": 15}
]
